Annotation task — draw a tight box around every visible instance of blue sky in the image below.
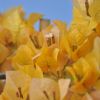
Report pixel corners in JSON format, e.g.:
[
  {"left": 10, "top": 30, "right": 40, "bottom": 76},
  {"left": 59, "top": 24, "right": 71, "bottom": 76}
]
[{"left": 0, "top": 0, "right": 73, "bottom": 25}]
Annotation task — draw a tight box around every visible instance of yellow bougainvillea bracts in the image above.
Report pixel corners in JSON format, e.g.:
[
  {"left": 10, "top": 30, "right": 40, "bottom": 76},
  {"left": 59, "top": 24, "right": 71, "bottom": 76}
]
[{"left": 0, "top": 0, "right": 100, "bottom": 99}]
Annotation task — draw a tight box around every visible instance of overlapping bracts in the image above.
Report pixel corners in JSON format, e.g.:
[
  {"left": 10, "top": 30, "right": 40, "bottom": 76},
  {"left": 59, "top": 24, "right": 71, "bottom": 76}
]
[{"left": 0, "top": 0, "right": 100, "bottom": 99}]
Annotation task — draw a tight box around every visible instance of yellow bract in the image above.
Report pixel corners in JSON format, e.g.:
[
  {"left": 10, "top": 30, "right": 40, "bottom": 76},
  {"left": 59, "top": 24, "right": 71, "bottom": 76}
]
[
  {"left": 36, "top": 46, "right": 58, "bottom": 73},
  {"left": 12, "top": 45, "right": 34, "bottom": 69},
  {"left": 0, "top": 71, "right": 31, "bottom": 100},
  {"left": 18, "top": 64, "right": 43, "bottom": 78},
  {"left": 0, "top": 43, "right": 9, "bottom": 64}
]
